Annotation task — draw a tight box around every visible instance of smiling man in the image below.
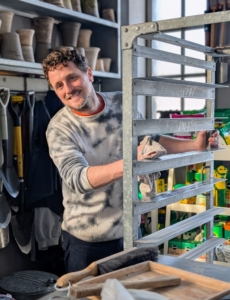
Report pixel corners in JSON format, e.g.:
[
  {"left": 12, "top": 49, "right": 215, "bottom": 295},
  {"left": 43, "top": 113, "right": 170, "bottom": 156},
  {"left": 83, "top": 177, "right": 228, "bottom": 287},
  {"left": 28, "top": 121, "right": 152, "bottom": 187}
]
[{"left": 42, "top": 47, "right": 219, "bottom": 273}]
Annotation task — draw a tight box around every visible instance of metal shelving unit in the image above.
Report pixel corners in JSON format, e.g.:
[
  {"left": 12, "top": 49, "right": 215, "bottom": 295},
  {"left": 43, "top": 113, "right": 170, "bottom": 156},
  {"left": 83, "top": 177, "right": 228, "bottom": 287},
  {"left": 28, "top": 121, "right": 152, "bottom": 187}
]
[
  {"left": 0, "top": 0, "right": 121, "bottom": 79},
  {"left": 122, "top": 10, "right": 230, "bottom": 263}
]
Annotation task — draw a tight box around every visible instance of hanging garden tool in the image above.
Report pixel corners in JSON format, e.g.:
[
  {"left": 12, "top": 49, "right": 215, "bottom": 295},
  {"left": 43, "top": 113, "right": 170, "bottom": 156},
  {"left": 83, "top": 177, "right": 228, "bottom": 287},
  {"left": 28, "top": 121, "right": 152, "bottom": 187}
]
[
  {"left": 9, "top": 95, "right": 32, "bottom": 254},
  {"left": 0, "top": 179, "right": 11, "bottom": 229},
  {"left": 0, "top": 180, "right": 11, "bottom": 249},
  {"left": 0, "top": 88, "right": 19, "bottom": 198},
  {"left": 23, "top": 91, "right": 35, "bottom": 187},
  {"left": 25, "top": 90, "right": 35, "bottom": 155}
]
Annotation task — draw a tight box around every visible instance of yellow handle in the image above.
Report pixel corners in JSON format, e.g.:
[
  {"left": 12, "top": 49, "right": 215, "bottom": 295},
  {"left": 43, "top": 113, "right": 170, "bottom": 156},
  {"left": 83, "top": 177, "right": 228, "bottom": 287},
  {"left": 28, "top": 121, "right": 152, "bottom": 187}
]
[
  {"left": 13, "top": 127, "right": 17, "bottom": 156},
  {"left": 15, "top": 126, "right": 23, "bottom": 178}
]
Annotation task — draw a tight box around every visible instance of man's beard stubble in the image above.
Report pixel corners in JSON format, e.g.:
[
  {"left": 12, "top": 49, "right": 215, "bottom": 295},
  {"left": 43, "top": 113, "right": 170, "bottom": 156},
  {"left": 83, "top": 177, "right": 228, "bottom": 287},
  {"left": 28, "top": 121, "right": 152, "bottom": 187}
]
[{"left": 71, "top": 85, "right": 95, "bottom": 112}]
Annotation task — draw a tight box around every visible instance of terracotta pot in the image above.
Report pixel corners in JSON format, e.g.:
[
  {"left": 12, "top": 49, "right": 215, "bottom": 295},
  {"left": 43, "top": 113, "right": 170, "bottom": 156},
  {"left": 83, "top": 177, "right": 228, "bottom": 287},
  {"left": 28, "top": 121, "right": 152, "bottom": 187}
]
[
  {"left": 81, "top": 0, "right": 99, "bottom": 17},
  {"left": 101, "top": 58, "right": 112, "bottom": 72},
  {"left": 34, "top": 42, "right": 51, "bottom": 63},
  {"left": 16, "top": 29, "right": 35, "bottom": 46},
  {"left": 84, "top": 47, "right": 100, "bottom": 70},
  {"left": 59, "top": 22, "right": 81, "bottom": 47},
  {"left": 0, "top": 11, "right": 14, "bottom": 34},
  {"left": 76, "top": 47, "right": 85, "bottom": 56},
  {"left": 63, "top": 0, "right": 72, "bottom": 9},
  {"left": 95, "top": 58, "right": 104, "bottom": 71},
  {"left": 44, "top": 0, "right": 65, "bottom": 7},
  {"left": 21, "top": 45, "right": 35, "bottom": 62},
  {"left": 102, "top": 8, "right": 115, "bottom": 22},
  {"left": 33, "top": 17, "right": 54, "bottom": 44},
  {"left": 71, "top": 0, "right": 81, "bottom": 12},
  {"left": 77, "top": 29, "right": 92, "bottom": 48},
  {"left": 1, "top": 32, "right": 24, "bottom": 61}
]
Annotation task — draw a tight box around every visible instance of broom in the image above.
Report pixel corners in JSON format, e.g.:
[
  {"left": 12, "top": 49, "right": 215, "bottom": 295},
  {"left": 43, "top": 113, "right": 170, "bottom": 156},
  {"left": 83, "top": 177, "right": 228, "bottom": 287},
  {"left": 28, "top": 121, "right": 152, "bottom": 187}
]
[{"left": 56, "top": 247, "right": 158, "bottom": 287}]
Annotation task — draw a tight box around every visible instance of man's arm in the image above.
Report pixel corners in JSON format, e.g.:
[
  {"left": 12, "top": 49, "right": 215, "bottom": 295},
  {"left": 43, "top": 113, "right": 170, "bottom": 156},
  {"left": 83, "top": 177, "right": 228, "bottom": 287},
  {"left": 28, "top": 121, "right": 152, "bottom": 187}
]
[
  {"left": 87, "top": 160, "right": 123, "bottom": 189},
  {"left": 87, "top": 144, "right": 150, "bottom": 188},
  {"left": 87, "top": 131, "right": 219, "bottom": 189},
  {"left": 158, "top": 130, "right": 219, "bottom": 154}
]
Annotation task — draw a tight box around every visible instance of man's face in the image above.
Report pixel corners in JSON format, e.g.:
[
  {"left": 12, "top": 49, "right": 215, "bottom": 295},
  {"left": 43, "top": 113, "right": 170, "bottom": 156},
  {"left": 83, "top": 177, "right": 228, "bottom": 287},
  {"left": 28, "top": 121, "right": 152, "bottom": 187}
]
[{"left": 48, "top": 61, "right": 95, "bottom": 112}]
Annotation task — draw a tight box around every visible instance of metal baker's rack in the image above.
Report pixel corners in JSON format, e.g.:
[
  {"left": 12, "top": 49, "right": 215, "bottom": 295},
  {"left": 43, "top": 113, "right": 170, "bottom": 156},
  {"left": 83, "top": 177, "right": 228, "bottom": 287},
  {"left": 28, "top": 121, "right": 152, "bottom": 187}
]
[{"left": 122, "top": 10, "right": 230, "bottom": 262}]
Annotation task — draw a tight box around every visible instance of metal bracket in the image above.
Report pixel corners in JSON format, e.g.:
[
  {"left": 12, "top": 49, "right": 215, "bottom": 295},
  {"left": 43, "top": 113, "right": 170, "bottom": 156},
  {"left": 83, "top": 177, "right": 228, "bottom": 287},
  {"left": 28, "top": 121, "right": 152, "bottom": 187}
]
[
  {"left": 121, "top": 10, "right": 230, "bottom": 50},
  {"left": 121, "top": 22, "right": 158, "bottom": 50}
]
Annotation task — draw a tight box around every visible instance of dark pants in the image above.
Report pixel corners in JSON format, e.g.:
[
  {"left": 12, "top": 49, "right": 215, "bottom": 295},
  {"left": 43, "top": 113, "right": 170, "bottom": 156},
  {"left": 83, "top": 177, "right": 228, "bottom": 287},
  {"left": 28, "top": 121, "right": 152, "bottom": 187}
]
[{"left": 62, "top": 231, "right": 124, "bottom": 272}]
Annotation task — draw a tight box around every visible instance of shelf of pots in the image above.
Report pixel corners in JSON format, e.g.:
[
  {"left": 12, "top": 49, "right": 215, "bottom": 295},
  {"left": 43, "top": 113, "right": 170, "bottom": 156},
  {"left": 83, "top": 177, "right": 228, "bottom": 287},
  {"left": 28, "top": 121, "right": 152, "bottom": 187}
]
[
  {"left": 0, "top": 12, "right": 120, "bottom": 78},
  {"left": 0, "top": 0, "right": 120, "bottom": 29}
]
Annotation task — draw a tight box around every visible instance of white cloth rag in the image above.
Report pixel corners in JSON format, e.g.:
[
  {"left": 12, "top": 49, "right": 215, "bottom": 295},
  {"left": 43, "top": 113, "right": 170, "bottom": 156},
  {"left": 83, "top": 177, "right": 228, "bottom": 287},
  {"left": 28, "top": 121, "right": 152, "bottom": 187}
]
[{"left": 138, "top": 136, "right": 167, "bottom": 198}]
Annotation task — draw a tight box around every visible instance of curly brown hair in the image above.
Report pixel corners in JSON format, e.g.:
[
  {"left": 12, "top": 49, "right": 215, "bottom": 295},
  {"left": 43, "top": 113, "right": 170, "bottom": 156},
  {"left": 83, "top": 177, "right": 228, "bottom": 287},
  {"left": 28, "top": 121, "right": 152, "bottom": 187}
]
[{"left": 42, "top": 47, "right": 88, "bottom": 83}]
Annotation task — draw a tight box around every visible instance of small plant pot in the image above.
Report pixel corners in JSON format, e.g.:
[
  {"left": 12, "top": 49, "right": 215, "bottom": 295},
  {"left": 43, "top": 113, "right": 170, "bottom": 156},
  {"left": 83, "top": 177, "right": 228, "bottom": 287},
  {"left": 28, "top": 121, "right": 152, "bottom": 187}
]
[
  {"left": 95, "top": 58, "right": 105, "bottom": 72},
  {"left": 102, "top": 8, "right": 115, "bottom": 22},
  {"left": 77, "top": 29, "right": 92, "bottom": 48},
  {"left": 102, "top": 58, "right": 112, "bottom": 72},
  {"left": 63, "top": 0, "right": 72, "bottom": 9},
  {"left": 34, "top": 42, "right": 51, "bottom": 63},
  {"left": 59, "top": 22, "right": 81, "bottom": 47},
  {"left": 16, "top": 29, "right": 35, "bottom": 46},
  {"left": 33, "top": 17, "right": 54, "bottom": 44},
  {"left": 44, "top": 0, "right": 65, "bottom": 7},
  {"left": 21, "top": 45, "right": 35, "bottom": 62},
  {"left": 71, "top": 0, "right": 81, "bottom": 12},
  {"left": 81, "top": 0, "right": 99, "bottom": 17},
  {"left": 84, "top": 47, "right": 100, "bottom": 70},
  {"left": 0, "top": 11, "right": 14, "bottom": 34},
  {"left": 1, "top": 32, "right": 24, "bottom": 61}
]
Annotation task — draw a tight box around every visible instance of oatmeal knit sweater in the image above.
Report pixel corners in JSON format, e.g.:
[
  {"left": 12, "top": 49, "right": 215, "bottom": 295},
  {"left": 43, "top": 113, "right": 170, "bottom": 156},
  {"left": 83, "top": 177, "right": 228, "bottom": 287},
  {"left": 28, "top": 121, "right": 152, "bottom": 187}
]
[{"left": 46, "top": 91, "right": 157, "bottom": 242}]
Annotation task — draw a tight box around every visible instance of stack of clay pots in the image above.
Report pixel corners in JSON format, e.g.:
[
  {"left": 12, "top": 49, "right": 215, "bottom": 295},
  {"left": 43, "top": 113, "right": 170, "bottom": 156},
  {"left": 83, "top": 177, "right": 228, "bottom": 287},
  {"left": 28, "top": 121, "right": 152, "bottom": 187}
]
[
  {"left": 43, "top": 0, "right": 63, "bottom": 7},
  {"left": 76, "top": 29, "right": 100, "bottom": 70},
  {"left": 63, "top": 0, "right": 72, "bottom": 10},
  {"left": 59, "top": 21, "right": 81, "bottom": 48},
  {"left": 102, "top": 8, "right": 116, "bottom": 22},
  {"left": 33, "top": 16, "right": 54, "bottom": 63},
  {"left": 96, "top": 57, "right": 112, "bottom": 73},
  {"left": 16, "top": 29, "right": 35, "bottom": 62},
  {"left": 44, "top": 0, "right": 75, "bottom": 10},
  {"left": 71, "top": 0, "right": 81, "bottom": 12},
  {"left": 81, "top": 0, "right": 99, "bottom": 17},
  {"left": 0, "top": 11, "right": 24, "bottom": 61},
  {"left": 43, "top": 0, "right": 65, "bottom": 8}
]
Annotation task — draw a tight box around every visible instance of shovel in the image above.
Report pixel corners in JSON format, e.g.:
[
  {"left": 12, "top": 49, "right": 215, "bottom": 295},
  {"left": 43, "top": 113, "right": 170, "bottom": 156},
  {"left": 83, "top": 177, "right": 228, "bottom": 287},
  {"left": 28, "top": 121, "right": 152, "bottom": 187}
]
[
  {"left": 0, "top": 179, "right": 11, "bottom": 229},
  {"left": 9, "top": 95, "right": 32, "bottom": 254},
  {"left": 25, "top": 90, "right": 35, "bottom": 155},
  {"left": 0, "top": 126, "right": 11, "bottom": 229},
  {"left": 0, "top": 88, "right": 19, "bottom": 198}
]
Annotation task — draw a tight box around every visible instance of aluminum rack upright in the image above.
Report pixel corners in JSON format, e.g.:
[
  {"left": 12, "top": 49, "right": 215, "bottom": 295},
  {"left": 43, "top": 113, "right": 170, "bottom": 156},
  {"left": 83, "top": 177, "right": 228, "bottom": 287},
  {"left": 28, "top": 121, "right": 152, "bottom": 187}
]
[{"left": 121, "top": 11, "right": 230, "bottom": 263}]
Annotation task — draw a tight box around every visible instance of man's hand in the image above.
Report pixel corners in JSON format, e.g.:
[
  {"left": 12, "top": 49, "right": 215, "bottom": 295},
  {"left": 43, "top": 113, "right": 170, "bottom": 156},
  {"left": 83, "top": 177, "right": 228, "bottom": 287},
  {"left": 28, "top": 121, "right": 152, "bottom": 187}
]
[{"left": 195, "top": 130, "right": 219, "bottom": 150}]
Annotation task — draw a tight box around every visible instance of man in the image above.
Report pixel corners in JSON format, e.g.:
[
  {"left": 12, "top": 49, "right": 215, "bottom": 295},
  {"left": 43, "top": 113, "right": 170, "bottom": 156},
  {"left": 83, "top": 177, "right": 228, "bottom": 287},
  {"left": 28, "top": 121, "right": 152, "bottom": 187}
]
[{"left": 42, "top": 47, "right": 219, "bottom": 273}]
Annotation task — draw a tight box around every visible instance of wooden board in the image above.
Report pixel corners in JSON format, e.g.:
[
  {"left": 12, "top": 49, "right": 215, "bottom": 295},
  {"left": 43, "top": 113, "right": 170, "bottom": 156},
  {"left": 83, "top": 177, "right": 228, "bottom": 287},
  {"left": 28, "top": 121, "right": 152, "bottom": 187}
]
[{"left": 69, "top": 261, "right": 230, "bottom": 299}]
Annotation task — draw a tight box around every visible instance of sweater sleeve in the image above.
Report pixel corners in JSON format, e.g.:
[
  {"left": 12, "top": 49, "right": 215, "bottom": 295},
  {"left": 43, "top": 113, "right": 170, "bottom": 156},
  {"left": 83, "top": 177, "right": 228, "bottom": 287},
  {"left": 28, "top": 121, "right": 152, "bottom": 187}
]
[{"left": 46, "top": 121, "right": 94, "bottom": 194}]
